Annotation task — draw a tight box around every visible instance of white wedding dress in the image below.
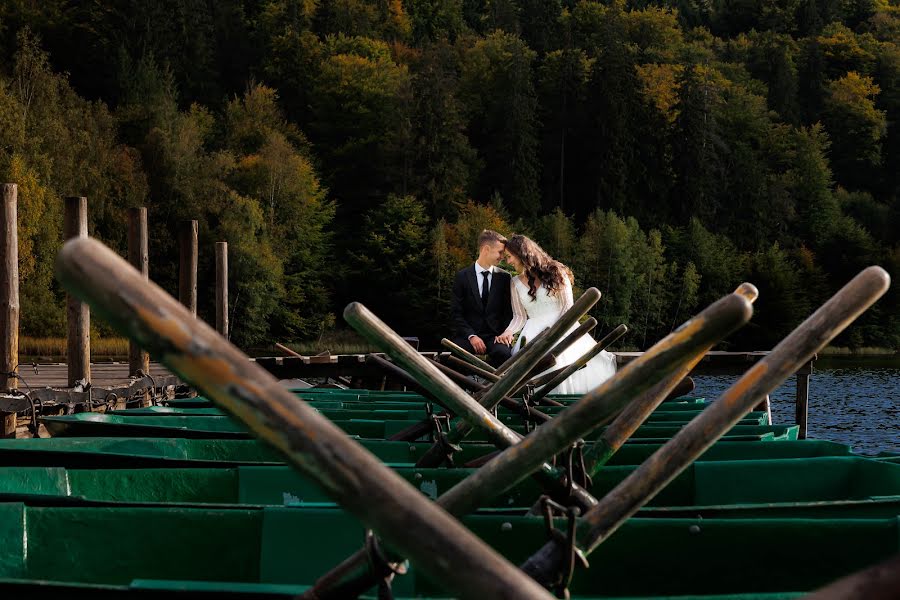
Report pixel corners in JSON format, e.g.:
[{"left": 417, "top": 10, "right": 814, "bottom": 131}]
[{"left": 504, "top": 276, "right": 617, "bottom": 395}]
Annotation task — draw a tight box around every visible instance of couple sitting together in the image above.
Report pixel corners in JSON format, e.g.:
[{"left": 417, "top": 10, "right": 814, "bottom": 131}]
[{"left": 451, "top": 229, "right": 617, "bottom": 395}]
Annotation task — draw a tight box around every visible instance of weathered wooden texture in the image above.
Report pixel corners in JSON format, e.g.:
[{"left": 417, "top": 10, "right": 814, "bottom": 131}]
[
  {"left": 441, "top": 338, "right": 494, "bottom": 372},
  {"left": 801, "top": 552, "right": 900, "bottom": 600},
  {"left": 216, "top": 241, "right": 228, "bottom": 338},
  {"left": 365, "top": 355, "right": 548, "bottom": 444},
  {"left": 437, "top": 291, "right": 753, "bottom": 519},
  {"left": 0, "top": 362, "right": 174, "bottom": 389},
  {"left": 447, "top": 354, "right": 499, "bottom": 382},
  {"left": 0, "top": 371, "right": 183, "bottom": 415},
  {"left": 178, "top": 220, "right": 198, "bottom": 316},
  {"left": 796, "top": 370, "right": 811, "bottom": 439},
  {"left": 127, "top": 207, "right": 150, "bottom": 377},
  {"left": 520, "top": 266, "right": 890, "bottom": 589},
  {"left": 55, "top": 236, "right": 553, "bottom": 600},
  {"left": 585, "top": 284, "right": 759, "bottom": 472},
  {"left": 0, "top": 184, "right": 18, "bottom": 436},
  {"left": 345, "top": 303, "right": 524, "bottom": 451},
  {"left": 0, "top": 363, "right": 181, "bottom": 425},
  {"left": 64, "top": 196, "right": 90, "bottom": 387}
]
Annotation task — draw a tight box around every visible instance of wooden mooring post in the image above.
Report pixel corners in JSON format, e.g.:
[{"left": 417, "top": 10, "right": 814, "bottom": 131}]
[
  {"left": 64, "top": 196, "right": 90, "bottom": 387},
  {"left": 216, "top": 241, "right": 228, "bottom": 338},
  {"left": 796, "top": 369, "right": 811, "bottom": 439},
  {"left": 178, "top": 220, "right": 198, "bottom": 316},
  {"left": 0, "top": 184, "right": 18, "bottom": 437},
  {"left": 127, "top": 207, "right": 150, "bottom": 377}
]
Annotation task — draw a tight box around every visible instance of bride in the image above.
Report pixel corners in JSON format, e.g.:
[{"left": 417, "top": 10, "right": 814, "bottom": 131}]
[{"left": 495, "top": 234, "right": 617, "bottom": 395}]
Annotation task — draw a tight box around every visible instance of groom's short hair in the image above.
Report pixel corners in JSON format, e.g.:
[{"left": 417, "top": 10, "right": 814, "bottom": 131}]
[{"left": 478, "top": 229, "right": 507, "bottom": 249}]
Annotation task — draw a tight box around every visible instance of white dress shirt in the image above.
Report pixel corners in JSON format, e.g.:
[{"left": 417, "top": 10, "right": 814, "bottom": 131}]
[
  {"left": 469, "top": 263, "right": 494, "bottom": 340},
  {"left": 474, "top": 262, "right": 494, "bottom": 296}
]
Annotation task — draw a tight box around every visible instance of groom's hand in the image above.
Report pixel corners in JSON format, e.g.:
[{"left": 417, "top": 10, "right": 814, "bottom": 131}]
[{"left": 468, "top": 335, "right": 487, "bottom": 354}]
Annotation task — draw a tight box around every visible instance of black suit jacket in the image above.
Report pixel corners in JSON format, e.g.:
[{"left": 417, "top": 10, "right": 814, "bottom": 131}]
[{"left": 451, "top": 265, "right": 513, "bottom": 339}]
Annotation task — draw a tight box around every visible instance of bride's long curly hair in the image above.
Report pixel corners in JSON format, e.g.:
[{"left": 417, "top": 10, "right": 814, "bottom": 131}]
[{"left": 505, "top": 235, "right": 574, "bottom": 301}]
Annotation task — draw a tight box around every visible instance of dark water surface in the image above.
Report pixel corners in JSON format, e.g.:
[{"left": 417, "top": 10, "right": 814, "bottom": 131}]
[{"left": 693, "top": 359, "right": 900, "bottom": 456}]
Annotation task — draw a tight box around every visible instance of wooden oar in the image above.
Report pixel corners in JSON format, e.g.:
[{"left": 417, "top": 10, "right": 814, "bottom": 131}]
[
  {"left": 443, "top": 345, "right": 559, "bottom": 385},
  {"left": 441, "top": 338, "right": 495, "bottom": 372},
  {"left": 367, "top": 355, "right": 551, "bottom": 444},
  {"left": 346, "top": 303, "right": 523, "bottom": 449},
  {"left": 434, "top": 290, "right": 753, "bottom": 518},
  {"left": 530, "top": 324, "right": 628, "bottom": 403},
  {"left": 520, "top": 266, "right": 890, "bottom": 588},
  {"left": 54, "top": 237, "right": 554, "bottom": 600},
  {"left": 800, "top": 551, "right": 900, "bottom": 599},
  {"left": 447, "top": 354, "right": 501, "bottom": 382},
  {"left": 427, "top": 358, "right": 552, "bottom": 423},
  {"left": 584, "top": 284, "right": 758, "bottom": 472}
]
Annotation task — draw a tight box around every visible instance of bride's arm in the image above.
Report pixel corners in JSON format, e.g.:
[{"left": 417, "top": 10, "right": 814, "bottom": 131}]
[
  {"left": 499, "top": 279, "right": 527, "bottom": 338},
  {"left": 557, "top": 275, "right": 575, "bottom": 314}
]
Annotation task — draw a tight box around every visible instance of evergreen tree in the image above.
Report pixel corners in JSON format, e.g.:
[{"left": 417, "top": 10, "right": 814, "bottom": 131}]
[
  {"left": 460, "top": 31, "right": 541, "bottom": 218},
  {"left": 671, "top": 65, "right": 724, "bottom": 225}
]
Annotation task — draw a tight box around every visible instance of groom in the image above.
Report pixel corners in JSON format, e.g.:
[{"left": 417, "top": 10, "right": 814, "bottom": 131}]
[{"left": 450, "top": 229, "right": 513, "bottom": 368}]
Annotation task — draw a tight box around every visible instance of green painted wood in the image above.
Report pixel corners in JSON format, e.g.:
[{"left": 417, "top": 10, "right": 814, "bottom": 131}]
[
  {"left": 0, "top": 504, "right": 894, "bottom": 597},
  {"left": 0, "top": 438, "right": 856, "bottom": 468},
  {"left": 0, "top": 457, "right": 897, "bottom": 519},
  {"left": 40, "top": 414, "right": 797, "bottom": 442}
]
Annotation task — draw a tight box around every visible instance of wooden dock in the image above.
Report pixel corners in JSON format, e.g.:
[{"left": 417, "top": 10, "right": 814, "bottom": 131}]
[{"left": 13, "top": 361, "right": 175, "bottom": 389}]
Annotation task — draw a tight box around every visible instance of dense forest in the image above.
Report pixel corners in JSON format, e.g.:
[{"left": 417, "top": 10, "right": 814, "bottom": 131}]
[{"left": 0, "top": 0, "right": 898, "bottom": 352}]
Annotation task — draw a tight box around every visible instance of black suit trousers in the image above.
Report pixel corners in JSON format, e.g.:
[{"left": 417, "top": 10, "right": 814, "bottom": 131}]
[{"left": 451, "top": 334, "right": 512, "bottom": 368}]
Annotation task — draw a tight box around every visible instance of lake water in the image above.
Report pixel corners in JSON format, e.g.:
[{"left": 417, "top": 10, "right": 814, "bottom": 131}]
[{"left": 692, "top": 359, "right": 900, "bottom": 456}]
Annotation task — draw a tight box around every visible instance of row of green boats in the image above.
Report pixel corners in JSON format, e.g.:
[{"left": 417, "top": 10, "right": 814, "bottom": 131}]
[{"left": 0, "top": 386, "right": 896, "bottom": 598}]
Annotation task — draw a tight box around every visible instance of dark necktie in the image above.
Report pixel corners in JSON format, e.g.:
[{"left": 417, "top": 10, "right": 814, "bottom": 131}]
[{"left": 481, "top": 271, "right": 490, "bottom": 307}]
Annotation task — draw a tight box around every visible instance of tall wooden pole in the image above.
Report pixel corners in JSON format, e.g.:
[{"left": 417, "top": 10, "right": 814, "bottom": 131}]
[
  {"left": 178, "top": 220, "right": 198, "bottom": 316},
  {"left": 127, "top": 207, "right": 150, "bottom": 377},
  {"left": 216, "top": 242, "right": 228, "bottom": 338},
  {"left": 796, "top": 371, "right": 810, "bottom": 439},
  {"left": 64, "top": 196, "right": 90, "bottom": 387},
  {"left": 0, "top": 184, "right": 19, "bottom": 437}
]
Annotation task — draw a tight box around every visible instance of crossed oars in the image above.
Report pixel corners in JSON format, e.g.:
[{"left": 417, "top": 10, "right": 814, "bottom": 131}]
[
  {"left": 410, "top": 289, "right": 602, "bottom": 467},
  {"left": 378, "top": 319, "right": 625, "bottom": 443},
  {"left": 53, "top": 237, "right": 556, "bottom": 600},
  {"left": 307, "top": 285, "right": 755, "bottom": 597},
  {"left": 519, "top": 266, "right": 890, "bottom": 587},
  {"left": 441, "top": 316, "right": 603, "bottom": 399},
  {"left": 346, "top": 302, "right": 597, "bottom": 510}
]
